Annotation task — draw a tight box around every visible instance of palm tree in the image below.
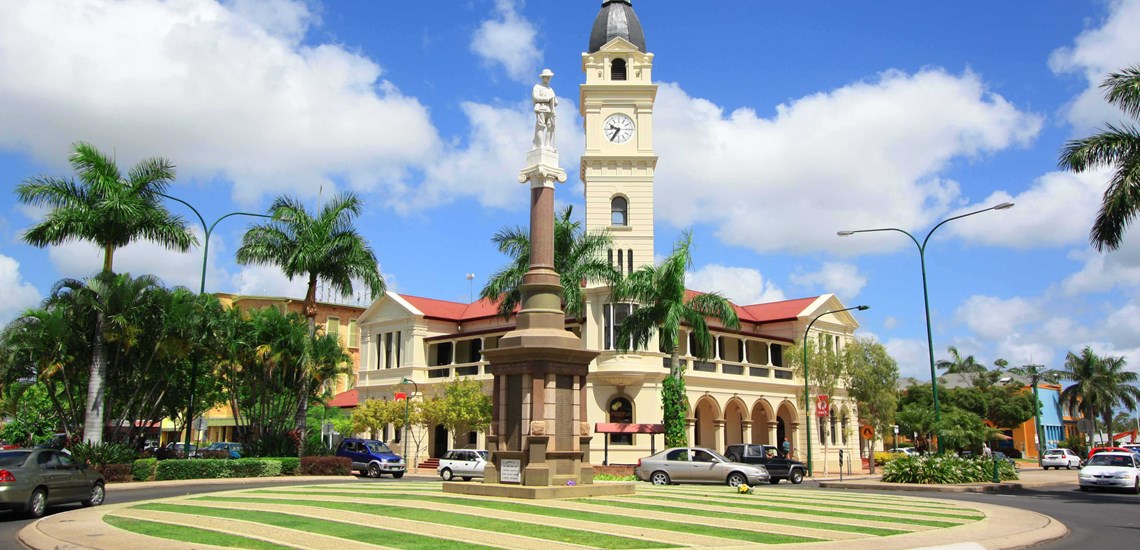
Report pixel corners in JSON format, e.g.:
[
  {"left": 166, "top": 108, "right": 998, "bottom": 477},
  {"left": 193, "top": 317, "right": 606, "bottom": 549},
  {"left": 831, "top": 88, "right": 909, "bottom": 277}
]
[
  {"left": 481, "top": 206, "right": 620, "bottom": 319},
  {"left": 614, "top": 232, "right": 740, "bottom": 447},
  {"left": 1059, "top": 346, "right": 1116, "bottom": 447},
  {"left": 1059, "top": 65, "right": 1140, "bottom": 251},
  {"left": 47, "top": 273, "right": 162, "bottom": 445},
  {"left": 17, "top": 142, "right": 195, "bottom": 273},
  {"left": 935, "top": 346, "right": 986, "bottom": 374},
  {"left": 1096, "top": 355, "right": 1140, "bottom": 444},
  {"left": 236, "top": 192, "right": 384, "bottom": 448}
]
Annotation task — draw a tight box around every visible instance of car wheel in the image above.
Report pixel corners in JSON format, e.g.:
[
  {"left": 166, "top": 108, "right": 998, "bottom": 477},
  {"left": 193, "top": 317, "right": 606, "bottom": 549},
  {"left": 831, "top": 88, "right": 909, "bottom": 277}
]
[
  {"left": 768, "top": 478, "right": 780, "bottom": 484},
  {"left": 25, "top": 488, "right": 47, "bottom": 519},
  {"left": 1134, "top": 478, "right": 1139, "bottom": 495},
  {"left": 392, "top": 472, "right": 404, "bottom": 479},
  {"left": 81, "top": 482, "right": 105, "bottom": 507},
  {"left": 368, "top": 463, "right": 381, "bottom": 478},
  {"left": 650, "top": 471, "right": 671, "bottom": 485},
  {"left": 440, "top": 468, "right": 454, "bottom": 481},
  {"left": 789, "top": 470, "right": 804, "bottom": 484},
  {"left": 726, "top": 472, "right": 747, "bottom": 488}
]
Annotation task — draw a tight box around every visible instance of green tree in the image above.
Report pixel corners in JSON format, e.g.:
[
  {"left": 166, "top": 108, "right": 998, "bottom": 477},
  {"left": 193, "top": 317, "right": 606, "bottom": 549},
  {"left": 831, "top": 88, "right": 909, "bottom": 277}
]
[
  {"left": 842, "top": 338, "right": 899, "bottom": 473},
  {"left": 784, "top": 338, "right": 846, "bottom": 445},
  {"left": 433, "top": 378, "right": 492, "bottom": 442},
  {"left": 236, "top": 192, "right": 384, "bottom": 451},
  {"left": 0, "top": 306, "right": 88, "bottom": 438},
  {"left": 614, "top": 232, "right": 740, "bottom": 447},
  {"left": 935, "top": 346, "right": 986, "bottom": 374},
  {"left": 1059, "top": 346, "right": 1115, "bottom": 448},
  {"left": 0, "top": 383, "right": 61, "bottom": 446},
  {"left": 352, "top": 398, "right": 406, "bottom": 439},
  {"left": 17, "top": 143, "right": 195, "bottom": 445},
  {"left": 896, "top": 403, "right": 937, "bottom": 453},
  {"left": 1093, "top": 355, "right": 1140, "bottom": 444},
  {"left": 1059, "top": 65, "right": 1140, "bottom": 251},
  {"left": 936, "top": 408, "right": 997, "bottom": 452},
  {"left": 481, "top": 206, "right": 620, "bottom": 319}
]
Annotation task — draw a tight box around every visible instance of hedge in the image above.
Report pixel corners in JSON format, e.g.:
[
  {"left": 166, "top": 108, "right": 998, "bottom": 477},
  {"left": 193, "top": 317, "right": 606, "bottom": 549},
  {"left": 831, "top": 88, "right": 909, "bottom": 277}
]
[
  {"left": 300, "top": 456, "right": 351, "bottom": 476},
  {"left": 95, "top": 463, "right": 133, "bottom": 483},
  {"left": 154, "top": 458, "right": 288, "bottom": 481},
  {"left": 132, "top": 458, "right": 158, "bottom": 482},
  {"left": 881, "top": 455, "right": 1019, "bottom": 484}
]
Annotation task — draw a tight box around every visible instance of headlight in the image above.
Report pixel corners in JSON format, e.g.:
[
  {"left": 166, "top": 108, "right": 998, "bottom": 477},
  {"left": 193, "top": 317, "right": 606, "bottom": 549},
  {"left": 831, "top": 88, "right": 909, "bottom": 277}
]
[{"left": 1114, "top": 472, "right": 1132, "bottom": 479}]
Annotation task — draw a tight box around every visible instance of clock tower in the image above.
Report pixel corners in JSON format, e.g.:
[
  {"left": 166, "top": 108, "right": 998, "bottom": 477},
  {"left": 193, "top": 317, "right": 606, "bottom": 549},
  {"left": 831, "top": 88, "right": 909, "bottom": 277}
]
[{"left": 581, "top": 0, "right": 657, "bottom": 279}]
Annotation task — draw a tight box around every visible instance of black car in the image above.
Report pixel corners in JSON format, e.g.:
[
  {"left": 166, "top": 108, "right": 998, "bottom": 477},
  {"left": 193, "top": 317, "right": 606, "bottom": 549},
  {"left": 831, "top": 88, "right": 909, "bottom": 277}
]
[{"left": 724, "top": 444, "right": 806, "bottom": 484}]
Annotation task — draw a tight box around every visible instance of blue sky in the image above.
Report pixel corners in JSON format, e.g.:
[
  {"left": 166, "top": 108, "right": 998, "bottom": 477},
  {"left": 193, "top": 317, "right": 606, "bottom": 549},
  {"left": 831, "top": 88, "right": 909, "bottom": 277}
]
[{"left": 1, "top": 0, "right": 1139, "bottom": 380}]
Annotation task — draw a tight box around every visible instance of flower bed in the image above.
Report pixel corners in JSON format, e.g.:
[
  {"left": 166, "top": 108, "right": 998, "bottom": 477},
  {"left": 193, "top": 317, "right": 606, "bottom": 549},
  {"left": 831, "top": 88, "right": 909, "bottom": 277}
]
[{"left": 881, "top": 454, "right": 1018, "bottom": 484}]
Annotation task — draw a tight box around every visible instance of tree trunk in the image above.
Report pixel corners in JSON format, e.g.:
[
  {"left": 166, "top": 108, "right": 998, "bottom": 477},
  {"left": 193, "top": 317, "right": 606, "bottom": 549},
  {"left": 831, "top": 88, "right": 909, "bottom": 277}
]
[
  {"left": 1104, "top": 409, "right": 1114, "bottom": 446},
  {"left": 83, "top": 312, "right": 107, "bottom": 445},
  {"left": 868, "top": 435, "right": 876, "bottom": 474},
  {"left": 296, "top": 278, "right": 318, "bottom": 458}
]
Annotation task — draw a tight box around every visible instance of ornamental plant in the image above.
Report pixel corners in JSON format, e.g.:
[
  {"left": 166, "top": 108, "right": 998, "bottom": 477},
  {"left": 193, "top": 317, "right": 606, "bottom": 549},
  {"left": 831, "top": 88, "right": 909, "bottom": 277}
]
[{"left": 881, "top": 454, "right": 1018, "bottom": 484}]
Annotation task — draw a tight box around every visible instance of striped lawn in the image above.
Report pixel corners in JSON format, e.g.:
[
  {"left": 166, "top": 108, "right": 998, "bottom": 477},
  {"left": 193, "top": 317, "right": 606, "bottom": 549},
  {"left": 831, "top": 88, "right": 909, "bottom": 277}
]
[{"left": 104, "top": 481, "right": 986, "bottom": 549}]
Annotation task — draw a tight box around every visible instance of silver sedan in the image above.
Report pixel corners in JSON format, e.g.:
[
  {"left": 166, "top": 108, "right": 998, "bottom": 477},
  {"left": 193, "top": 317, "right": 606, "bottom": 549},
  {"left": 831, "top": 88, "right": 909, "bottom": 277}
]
[{"left": 634, "top": 447, "right": 769, "bottom": 487}]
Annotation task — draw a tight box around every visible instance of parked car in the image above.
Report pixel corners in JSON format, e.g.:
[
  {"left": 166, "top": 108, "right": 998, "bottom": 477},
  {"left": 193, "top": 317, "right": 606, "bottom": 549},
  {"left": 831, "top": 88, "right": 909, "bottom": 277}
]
[
  {"left": 887, "top": 447, "right": 920, "bottom": 456},
  {"left": 1042, "top": 448, "right": 1081, "bottom": 470},
  {"left": 437, "top": 449, "right": 488, "bottom": 481},
  {"left": 335, "top": 438, "right": 406, "bottom": 478},
  {"left": 0, "top": 449, "right": 105, "bottom": 518},
  {"left": 992, "top": 451, "right": 1017, "bottom": 468},
  {"left": 161, "top": 442, "right": 197, "bottom": 458},
  {"left": 1078, "top": 451, "right": 1140, "bottom": 493},
  {"left": 634, "top": 447, "right": 769, "bottom": 487},
  {"left": 193, "top": 442, "right": 244, "bottom": 459},
  {"left": 723, "top": 443, "right": 806, "bottom": 484}
]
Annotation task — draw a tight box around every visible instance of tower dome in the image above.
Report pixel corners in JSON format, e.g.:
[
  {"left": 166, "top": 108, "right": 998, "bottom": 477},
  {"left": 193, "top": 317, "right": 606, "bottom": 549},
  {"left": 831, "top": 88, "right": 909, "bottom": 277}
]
[{"left": 588, "top": 0, "right": 646, "bottom": 54}]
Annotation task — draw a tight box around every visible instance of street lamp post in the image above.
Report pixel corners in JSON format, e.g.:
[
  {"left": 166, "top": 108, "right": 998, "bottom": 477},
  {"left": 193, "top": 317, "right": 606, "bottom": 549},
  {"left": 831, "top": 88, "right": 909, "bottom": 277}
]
[
  {"left": 838, "top": 202, "right": 1013, "bottom": 453},
  {"left": 400, "top": 377, "right": 419, "bottom": 472},
  {"left": 161, "top": 193, "right": 274, "bottom": 456},
  {"left": 803, "top": 304, "right": 869, "bottom": 474}
]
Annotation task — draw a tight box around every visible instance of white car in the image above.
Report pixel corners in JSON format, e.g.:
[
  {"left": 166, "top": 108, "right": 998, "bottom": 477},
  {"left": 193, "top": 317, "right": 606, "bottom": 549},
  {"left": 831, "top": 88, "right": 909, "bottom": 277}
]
[
  {"left": 887, "top": 447, "right": 919, "bottom": 456},
  {"left": 1041, "top": 448, "right": 1081, "bottom": 470},
  {"left": 437, "top": 449, "right": 488, "bottom": 481},
  {"left": 1078, "top": 451, "right": 1140, "bottom": 493}
]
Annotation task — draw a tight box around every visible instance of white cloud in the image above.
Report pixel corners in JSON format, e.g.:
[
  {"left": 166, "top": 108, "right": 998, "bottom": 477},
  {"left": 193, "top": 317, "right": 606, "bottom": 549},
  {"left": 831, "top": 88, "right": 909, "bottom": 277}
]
[
  {"left": 883, "top": 316, "right": 899, "bottom": 330},
  {"left": 0, "top": 255, "right": 43, "bottom": 320},
  {"left": 412, "top": 96, "right": 583, "bottom": 212},
  {"left": 790, "top": 262, "right": 866, "bottom": 300},
  {"left": 685, "top": 264, "right": 786, "bottom": 306},
  {"left": 0, "top": 0, "right": 439, "bottom": 204},
  {"left": 883, "top": 337, "right": 932, "bottom": 380},
  {"left": 471, "top": 0, "right": 542, "bottom": 83},
  {"left": 46, "top": 228, "right": 228, "bottom": 291},
  {"left": 955, "top": 295, "right": 1041, "bottom": 341},
  {"left": 1063, "top": 232, "right": 1140, "bottom": 294},
  {"left": 945, "top": 169, "right": 1108, "bottom": 249},
  {"left": 1050, "top": 0, "right": 1140, "bottom": 133},
  {"left": 652, "top": 69, "right": 1042, "bottom": 255},
  {"left": 231, "top": 265, "right": 309, "bottom": 298}
]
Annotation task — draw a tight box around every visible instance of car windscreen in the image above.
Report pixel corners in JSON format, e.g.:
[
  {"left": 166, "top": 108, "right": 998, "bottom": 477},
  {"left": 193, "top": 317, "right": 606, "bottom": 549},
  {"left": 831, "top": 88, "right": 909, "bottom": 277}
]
[
  {"left": 706, "top": 449, "right": 731, "bottom": 462},
  {"left": 1088, "top": 455, "right": 1133, "bottom": 467},
  {"left": 367, "top": 442, "right": 393, "bottom": 454},
  {"left": 0, "top": 451, "right": 31, "bottom": 467}
]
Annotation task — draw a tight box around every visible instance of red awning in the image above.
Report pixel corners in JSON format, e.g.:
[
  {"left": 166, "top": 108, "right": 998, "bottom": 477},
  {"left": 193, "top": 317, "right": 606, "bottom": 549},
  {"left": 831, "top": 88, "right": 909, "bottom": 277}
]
[
  {"left": 594, "top": 423, "right": 664, "bottom": 434},
  {"left": 328, "top": 389, "right": 359, "bottom": 408}
]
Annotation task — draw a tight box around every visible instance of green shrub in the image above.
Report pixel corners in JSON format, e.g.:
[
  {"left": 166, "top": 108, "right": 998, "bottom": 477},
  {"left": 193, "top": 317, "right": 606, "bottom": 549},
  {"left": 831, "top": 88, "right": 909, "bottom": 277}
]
[
  {"left": 874, "top": 451, "right": 905, "bottom": 466},
  {"left": 71, "top": 442, "right": 137, "bottom": 467},
  {"left": 154, "top": 458, "right": 289, "bottom": 480},
  {"left": 594, "top": 473, "right": 637, "bottom": 481},
  {"left": 275, "top": 457, "right": 301, "bottom": 475},
  {"left": 300, "top": 456, "right": 351, "bottom": 476},
  {"left": 95, "top": 463, "right": 133, "bottom": 483},
  {"left": 132, "top": 458, "right": 158, "bottom": 482},
  {"left": 229, "top": 458, "right": 282, "bottom": 478},
  {"left": 881, "top": 455, "right": 1018, "bottom": 484}
]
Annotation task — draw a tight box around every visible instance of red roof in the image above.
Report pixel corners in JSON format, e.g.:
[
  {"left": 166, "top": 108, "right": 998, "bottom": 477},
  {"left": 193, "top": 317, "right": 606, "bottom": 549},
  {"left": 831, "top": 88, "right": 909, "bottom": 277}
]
[
  {"left": 683, "top": 290, "right": 818, "bottom": 324},
  {"left": 398, "top": 294, "right": 513, "bottom": 321},
  {"left": 328, "top": 389, "right": 358, "bottom": 408}
]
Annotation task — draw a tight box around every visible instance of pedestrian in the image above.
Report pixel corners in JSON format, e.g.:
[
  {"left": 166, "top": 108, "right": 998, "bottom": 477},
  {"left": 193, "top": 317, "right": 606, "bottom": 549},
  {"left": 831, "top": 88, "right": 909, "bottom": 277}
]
[
  {"left": 781, "top": 437, "right": 791, "bottom": 458},
  {"left": 982, "top": 443, "right": 992, "bottom": 458}
]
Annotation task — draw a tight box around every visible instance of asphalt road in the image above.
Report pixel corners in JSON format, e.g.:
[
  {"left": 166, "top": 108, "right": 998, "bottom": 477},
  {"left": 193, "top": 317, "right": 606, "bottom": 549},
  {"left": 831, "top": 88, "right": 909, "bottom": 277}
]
[{"left": 0, "top": 475, "right": 426, "bottom": 549}]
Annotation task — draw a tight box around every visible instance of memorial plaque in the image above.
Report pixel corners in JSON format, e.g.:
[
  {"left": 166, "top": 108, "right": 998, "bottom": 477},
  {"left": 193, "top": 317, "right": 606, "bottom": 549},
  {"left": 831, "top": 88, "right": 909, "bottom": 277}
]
[{"left": 500, "top": 459, "right": 522, "bottom": 484}]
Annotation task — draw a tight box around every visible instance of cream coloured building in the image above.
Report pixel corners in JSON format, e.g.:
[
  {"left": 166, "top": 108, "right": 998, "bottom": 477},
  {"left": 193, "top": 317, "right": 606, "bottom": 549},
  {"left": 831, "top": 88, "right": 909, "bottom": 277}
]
[{"left": 355, "top": 0, "right": 866, "bottom": 472}]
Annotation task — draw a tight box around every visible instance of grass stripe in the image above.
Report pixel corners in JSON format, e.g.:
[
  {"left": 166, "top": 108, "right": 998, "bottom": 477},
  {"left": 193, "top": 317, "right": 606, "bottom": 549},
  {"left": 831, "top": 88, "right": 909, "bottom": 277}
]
[
  {"left": 104, "top": 516, "right": 292, "bottom": 550},
  {"left": 241, "top": 490, "right": 821, "bottom": 544},
  {"left": 639, "top": 485, "right": 967, "bottom": 510},
  {"left": 134, "top": 503, "right": 497, "bottom": 550},
  {"left": 196, "top": 496, "right": 674, "bottom": 549},
  {"left": 597, "top": 497, "right": 965, "bottom": 528},
  {"left": 628, "top": 492, "right": 984, "bottom": 520}
]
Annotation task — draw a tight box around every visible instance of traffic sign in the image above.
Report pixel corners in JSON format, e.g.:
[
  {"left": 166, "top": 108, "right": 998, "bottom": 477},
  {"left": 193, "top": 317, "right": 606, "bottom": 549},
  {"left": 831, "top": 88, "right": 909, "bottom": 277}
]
[
  {"left": 860, "top": 425, "right": 875, "bottom": 440},
  {"left": 815, "top": 394, "right": 830, "bottom": 417},
  {"left": 394, "top": 391, "right": 407, "bottom": 401}
]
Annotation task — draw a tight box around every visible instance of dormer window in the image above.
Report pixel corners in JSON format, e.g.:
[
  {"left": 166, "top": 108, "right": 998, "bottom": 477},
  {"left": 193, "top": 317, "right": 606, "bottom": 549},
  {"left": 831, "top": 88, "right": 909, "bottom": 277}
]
[
  {"left": 611, "top": 196, "right": 628, "bottom": 225},
  {"left": 611, "top": 58, "right": 627, "bottom": 81}
]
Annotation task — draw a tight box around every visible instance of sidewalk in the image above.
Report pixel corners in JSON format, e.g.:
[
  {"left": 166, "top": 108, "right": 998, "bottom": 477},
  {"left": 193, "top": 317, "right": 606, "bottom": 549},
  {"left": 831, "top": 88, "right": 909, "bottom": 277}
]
[{"left": 816, "top": 465, "right": 1077, "bottom": 493}]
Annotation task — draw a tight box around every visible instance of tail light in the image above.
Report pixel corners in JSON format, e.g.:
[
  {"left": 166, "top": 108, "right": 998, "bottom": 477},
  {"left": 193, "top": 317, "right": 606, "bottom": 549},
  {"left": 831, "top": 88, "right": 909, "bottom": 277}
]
[
  {"left": 636, "top": 458, "right": 642, "bottom": 468},
  {"left": 0, "top": 470, "right": 15, "bottom": 482}
]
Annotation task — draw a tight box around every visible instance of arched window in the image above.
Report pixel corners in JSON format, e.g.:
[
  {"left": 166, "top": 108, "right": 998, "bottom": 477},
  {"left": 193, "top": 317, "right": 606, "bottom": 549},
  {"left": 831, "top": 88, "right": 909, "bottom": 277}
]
[
  {"left": 608, "top": 396, "right": 633, "bottom": 445},
  {"left": 611, "top": 196, "right": 628, "bottom": 226},
  {"left": 830, "top": 408, "right": 838, "bottom": 446},
  {"left": 840, "top": 413, "right": 849, "bottom": 446},
  {"left": 611, "top": 58, "right": 627, "bottom": 81}
]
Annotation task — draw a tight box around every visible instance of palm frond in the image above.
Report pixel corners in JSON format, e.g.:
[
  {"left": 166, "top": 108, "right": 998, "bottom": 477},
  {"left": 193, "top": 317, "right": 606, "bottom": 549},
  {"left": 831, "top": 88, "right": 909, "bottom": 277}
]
[{"left": 1102, "top": 65, "right": 1140, "bottom": 120}]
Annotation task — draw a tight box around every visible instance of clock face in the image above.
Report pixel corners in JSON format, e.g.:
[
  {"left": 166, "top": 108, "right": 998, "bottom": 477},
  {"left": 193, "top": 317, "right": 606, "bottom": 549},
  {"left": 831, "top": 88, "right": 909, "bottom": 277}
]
[{"left": 603, "top": 114, "right": 635, "bottom": 144}]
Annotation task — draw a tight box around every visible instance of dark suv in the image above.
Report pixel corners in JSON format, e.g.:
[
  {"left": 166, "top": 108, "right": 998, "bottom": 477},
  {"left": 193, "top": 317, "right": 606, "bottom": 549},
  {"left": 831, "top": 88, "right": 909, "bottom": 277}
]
[
  {"left": 724, "top": 444, "right": 806, "bottom": 484},
  {"left": 335, "top": 438, "right": 406, "bottom": 478}
]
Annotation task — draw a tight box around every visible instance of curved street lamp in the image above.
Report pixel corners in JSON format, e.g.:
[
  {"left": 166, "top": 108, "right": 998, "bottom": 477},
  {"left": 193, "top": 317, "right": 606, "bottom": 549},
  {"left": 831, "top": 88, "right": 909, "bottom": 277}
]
[
  {"left": 803, "top": 304, "right": 868, "bottom": 474},
  {"left": 160, "top": 193, "right": 274, "bottom": 455},
  {"left": 401, "top": 377, "right": 419, "bottom": 472},
  {"left": 838, "top": 202, "right": 1013, "bottom": 453}
]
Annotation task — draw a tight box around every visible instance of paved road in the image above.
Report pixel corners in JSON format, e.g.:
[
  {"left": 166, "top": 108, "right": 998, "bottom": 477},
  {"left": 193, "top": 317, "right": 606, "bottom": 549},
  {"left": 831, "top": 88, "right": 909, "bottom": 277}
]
[
  {"left": 782, "top": 480, "right": 1138, "bottom": 549},
  {"left": 1, "top": 475, "right": 429, "bottom": 549}
]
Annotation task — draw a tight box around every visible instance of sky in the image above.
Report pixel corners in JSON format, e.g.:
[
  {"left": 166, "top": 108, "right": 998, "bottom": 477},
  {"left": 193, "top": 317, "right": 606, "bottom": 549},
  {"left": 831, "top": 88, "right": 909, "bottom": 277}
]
[{"left": 1, "top": 0, "right": 1139, "bottom": 381}]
